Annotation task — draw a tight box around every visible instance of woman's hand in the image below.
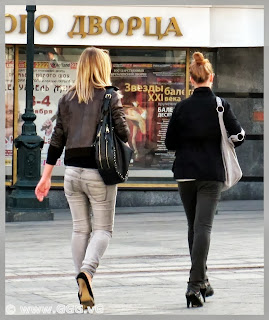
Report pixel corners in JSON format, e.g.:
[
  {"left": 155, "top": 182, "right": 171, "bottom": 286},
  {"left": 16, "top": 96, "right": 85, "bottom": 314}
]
[
  {"left": 35, "top": 164, "right": 54, "bottom": 202},
  {"left": 35, "top": 177, "right": 51, "bottom": 202}
]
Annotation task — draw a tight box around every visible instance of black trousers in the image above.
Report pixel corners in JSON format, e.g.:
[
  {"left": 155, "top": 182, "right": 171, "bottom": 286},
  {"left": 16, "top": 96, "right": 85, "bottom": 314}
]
[{"left": 178, "top": 180, "right": 223, "bottom": 291}]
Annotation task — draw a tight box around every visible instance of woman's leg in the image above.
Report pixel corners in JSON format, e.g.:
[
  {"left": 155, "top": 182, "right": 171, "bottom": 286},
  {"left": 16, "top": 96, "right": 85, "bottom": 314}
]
[
  {"left": 80, "top": 230, "right": 112, "bottom": 278},
  {"left": 79, "top": 169, "right": 117, "bottom": 278},
  {"left": 178, "top": 181, "right": 197, "bottom": 255},
  {"left": 188, "top": 181, "right": 223, "bottom": 291},
  {"left": 64, "top": 167, "right": 92, "bottom": 275}
]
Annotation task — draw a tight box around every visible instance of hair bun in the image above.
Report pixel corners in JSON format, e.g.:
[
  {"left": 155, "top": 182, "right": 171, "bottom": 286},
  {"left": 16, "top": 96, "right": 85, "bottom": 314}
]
[{"left": 193, "top": 52, "right": 206, "bottom": 65}]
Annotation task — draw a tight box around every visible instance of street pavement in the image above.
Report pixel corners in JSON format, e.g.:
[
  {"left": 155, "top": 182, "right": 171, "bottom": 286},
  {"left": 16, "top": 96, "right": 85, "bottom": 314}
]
[{"left": 5, "top": 200, "right": 264, "bottom": 315}]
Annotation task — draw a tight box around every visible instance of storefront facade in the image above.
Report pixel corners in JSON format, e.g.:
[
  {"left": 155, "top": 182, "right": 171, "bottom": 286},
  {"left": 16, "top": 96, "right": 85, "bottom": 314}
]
[{"left": 5, "top": 5, "right": 264, "bottom": 207}]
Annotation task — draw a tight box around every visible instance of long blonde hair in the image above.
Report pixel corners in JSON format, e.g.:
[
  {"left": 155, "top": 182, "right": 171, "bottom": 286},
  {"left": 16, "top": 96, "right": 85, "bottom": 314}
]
[
  {"left": 70, "top": 47, "right": 112, "bottom": 103},
  {"left": 189, "top": 52, "right": 213, "bottom": 84}
]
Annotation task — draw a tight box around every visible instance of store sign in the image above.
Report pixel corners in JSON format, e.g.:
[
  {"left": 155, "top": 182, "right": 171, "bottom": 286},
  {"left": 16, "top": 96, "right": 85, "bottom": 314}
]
[
  {"left": 5, "top": 6, "right": 263, "bottom": 49},
  {"left": 5, "top": 5, "right": 264, "bottom": 47},
  {"left": 5, "top": 14, "right": 183, "bottom": 40},
  {"left": 5, "top": 5, "right": 206, "bottom": 47},
  {"left": 67, "top": 16, "right": 182, "bottom": 40}
]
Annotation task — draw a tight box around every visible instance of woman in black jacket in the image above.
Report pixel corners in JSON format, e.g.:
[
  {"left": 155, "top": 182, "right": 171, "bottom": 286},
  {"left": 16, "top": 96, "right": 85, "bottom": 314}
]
[
  {"left": 35, "top": 47, "right": 130, "bottom": 310},
  {"left": 165, "top": 52, "right": 245, "bottom": 308}
]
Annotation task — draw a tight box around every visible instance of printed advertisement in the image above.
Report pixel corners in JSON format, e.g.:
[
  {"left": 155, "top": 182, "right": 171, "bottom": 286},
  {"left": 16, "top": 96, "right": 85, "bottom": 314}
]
[
  {"left": 112, "top": 62, "right": 186, "bottom": 168},
  {"left": 18, "top": 60, "right": 77, "bottom": 166}
]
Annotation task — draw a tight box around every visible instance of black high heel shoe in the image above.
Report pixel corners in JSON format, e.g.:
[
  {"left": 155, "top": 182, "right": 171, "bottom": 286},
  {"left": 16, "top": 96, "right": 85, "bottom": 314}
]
[
  {"left": 185, "top": 289, "right": 203, "bottom": 308},
  {"left": 76, "top": 272, "right": 95, "bottom": 309}
]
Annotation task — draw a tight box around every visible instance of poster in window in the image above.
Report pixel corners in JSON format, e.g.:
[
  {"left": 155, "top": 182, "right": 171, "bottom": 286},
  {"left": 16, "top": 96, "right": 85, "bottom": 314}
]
[
  {"left": 18, "top": 59, "right": 77, "bottom": 166},
  {"left": 112, "top": 62, "right": 186, "bottom": 169}
]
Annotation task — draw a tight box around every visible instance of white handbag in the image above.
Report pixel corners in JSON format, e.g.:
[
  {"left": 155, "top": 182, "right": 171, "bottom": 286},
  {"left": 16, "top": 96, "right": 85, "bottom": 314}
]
[{"left": 216, "top": 97, "right": 243, "bottom": 191}]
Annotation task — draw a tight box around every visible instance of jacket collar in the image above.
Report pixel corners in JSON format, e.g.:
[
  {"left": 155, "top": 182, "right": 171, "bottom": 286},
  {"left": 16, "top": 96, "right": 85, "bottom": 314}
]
[{"left": 193, "top": 87, "right": 215, "bottom": 96}]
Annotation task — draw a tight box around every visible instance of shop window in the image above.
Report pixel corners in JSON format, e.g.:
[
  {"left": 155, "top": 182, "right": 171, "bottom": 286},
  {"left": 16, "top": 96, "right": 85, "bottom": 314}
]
[{"left": 15, "top": 46, "right": 186, "bottom": 178}]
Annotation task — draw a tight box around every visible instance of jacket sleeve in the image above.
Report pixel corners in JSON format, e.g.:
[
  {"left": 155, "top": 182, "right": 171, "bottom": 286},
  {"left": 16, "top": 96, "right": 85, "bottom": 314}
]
[
  {"left": 165, "top": 103, "right": 180, "bottom": 151},
  {"left": 222, "top": 98, "right": 245, "bottom": 148},
  {"left": 48, "top": 96, "right": 66, "bottom": 154},
  {"left": 111, "top": 91, "right": 130, "bottom": 143},
  {"left": 46, "top": 145, "right": 63, "bottom": 165}
]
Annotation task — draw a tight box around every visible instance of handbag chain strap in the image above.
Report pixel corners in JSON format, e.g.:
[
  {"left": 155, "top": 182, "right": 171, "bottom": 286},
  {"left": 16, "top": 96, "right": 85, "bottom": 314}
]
[
  {"left": 216, "top": 96, "right": 224, "bottom": 113},
  {"left": 216, "top": 96, "right": 230, "bottom": 142}
]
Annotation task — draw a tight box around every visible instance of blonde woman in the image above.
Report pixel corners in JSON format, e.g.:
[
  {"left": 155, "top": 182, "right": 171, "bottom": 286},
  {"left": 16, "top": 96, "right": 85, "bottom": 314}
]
[
  {"left": 165, "top": 52, "right": 245, "bottom": 308},
  {"left": 35, "top": 47, "right": 130, "bottom": 309}
]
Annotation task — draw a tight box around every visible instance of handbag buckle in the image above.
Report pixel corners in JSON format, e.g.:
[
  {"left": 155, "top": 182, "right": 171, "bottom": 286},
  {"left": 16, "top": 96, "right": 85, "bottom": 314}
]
[
  {"left": 105, "top": 93, "right": 112, "bottom": 99},
  {"left": 216, "top": 106, "right": 224, "bottom": 113}
]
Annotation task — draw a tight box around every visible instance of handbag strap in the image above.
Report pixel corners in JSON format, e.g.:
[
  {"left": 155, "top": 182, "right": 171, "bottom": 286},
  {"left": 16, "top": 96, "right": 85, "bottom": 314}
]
[
  {"left": 101, "top": 87, "right": 115, "bottom": 114},
  {"left": 100, "top": 86, "right": 120, "bottom": 126},
  {"left": 216, "top": 96, "right": 229, "bottom": 141}
]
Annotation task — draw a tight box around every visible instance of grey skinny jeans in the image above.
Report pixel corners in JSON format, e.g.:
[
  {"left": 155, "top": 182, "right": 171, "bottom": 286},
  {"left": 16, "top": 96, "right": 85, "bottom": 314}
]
[{"left": 64, "top": 166, "right": 117, "bottom": 278}]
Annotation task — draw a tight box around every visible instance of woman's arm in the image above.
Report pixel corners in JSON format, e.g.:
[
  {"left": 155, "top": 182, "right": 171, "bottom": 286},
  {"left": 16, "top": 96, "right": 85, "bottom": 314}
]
[
  {"left": 111, "top": 92, "right": 130, "bottom": 142},
  {"left": 49, "top": 96, "right": 66, "bottom": 151},
  {"left": 165, "top": 103, "right": 180, "bottom": 151},
  {"left": 222, "top": 99, "right": 245, "bottom": 147}
]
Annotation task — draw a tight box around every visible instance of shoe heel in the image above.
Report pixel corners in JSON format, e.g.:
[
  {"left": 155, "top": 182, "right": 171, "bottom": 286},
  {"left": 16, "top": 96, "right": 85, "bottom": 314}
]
[
  {"left": 200, "top": 288, "right": 206, "bottom": 302},
  {"left": 186, "top": 296, "right": 191, "bottom": 308}
]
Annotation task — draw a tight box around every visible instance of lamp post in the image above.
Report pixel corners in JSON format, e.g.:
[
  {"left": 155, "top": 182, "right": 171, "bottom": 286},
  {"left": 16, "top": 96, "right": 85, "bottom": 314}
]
[{"left": 6, "top": 5, "right": 53, "bottom": 222}]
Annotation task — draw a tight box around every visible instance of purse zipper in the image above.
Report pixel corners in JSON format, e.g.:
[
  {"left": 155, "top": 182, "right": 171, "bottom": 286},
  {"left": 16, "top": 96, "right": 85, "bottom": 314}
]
[
  {"left": 105, "top": 126, "right": 110, "bottom": 168},
  {"left": 97, "top": 129, "right": 103, "bottom": 169}
]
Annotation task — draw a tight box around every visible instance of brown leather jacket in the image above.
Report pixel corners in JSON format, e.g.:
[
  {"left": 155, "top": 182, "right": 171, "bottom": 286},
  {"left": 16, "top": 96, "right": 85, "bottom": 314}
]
[{"left": 50, "top": 87, "right": 130, "bottom": 160}]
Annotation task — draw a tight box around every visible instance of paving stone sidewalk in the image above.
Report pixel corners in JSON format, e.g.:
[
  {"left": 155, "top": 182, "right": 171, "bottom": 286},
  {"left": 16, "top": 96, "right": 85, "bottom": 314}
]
[{"left": 5, "top": 200, "right": 264, "bottom": 315}]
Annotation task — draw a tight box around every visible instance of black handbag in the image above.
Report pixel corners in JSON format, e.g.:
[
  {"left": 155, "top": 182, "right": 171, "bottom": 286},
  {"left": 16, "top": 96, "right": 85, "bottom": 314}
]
[{"left": 94, "top": 86, "right": 133, "bottom": 185}]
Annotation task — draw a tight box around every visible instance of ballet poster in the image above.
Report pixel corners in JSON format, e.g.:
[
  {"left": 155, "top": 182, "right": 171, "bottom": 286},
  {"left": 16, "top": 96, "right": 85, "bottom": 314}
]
[{"left": 112, "top": 62, "right": 186, "bottom": 168}]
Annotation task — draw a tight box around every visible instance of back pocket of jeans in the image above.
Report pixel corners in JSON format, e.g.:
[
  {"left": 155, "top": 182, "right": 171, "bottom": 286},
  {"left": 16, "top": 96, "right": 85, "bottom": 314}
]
[
  {"left": 64, "top": 178, "right": 74, "bottom": 196},
  {"left": 86, "top": 182, "right": 107, "bottom": 202}
]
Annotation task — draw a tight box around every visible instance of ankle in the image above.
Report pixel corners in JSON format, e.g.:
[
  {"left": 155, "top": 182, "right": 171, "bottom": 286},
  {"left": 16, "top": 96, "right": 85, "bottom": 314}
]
[
  {"left": 187, "top": 282, "right": 200, "bottom": 293},
  {"left": 80, "top": 270, "right": 92, "bottom": 283}
]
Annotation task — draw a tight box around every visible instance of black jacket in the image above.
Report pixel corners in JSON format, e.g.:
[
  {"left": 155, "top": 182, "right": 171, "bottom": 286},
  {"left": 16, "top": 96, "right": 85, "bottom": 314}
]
[
  {"left": 165, "top": 87, "right": 245, "bottom": 181},
  {"left": 47, "top": 87, "right": 130, "bottom": 166}
]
